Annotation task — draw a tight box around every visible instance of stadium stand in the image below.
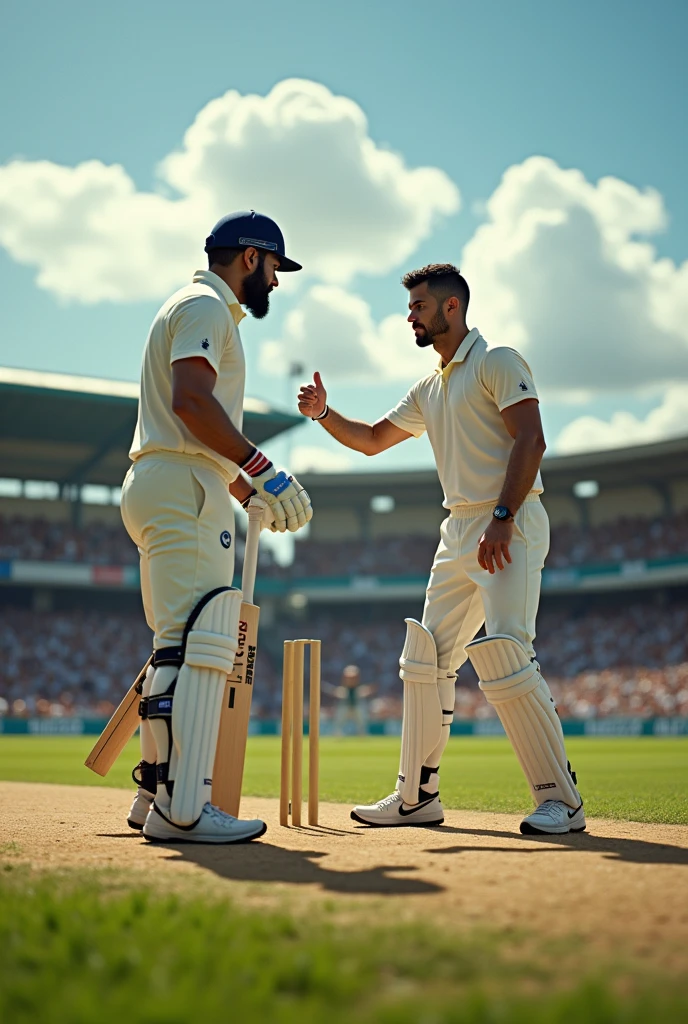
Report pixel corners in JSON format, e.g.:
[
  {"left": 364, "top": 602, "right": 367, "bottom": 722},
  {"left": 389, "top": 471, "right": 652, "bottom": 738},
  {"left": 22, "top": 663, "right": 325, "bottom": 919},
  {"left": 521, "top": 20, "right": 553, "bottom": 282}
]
[
  {"left": 3, "top": 510, "right": 688, "bottom": 574},
  {"left": 1, "top": 367, "right": 687, "bottom": 728},
  {"left": 1, "top": 603, "right": 687, "bottom": 722}
]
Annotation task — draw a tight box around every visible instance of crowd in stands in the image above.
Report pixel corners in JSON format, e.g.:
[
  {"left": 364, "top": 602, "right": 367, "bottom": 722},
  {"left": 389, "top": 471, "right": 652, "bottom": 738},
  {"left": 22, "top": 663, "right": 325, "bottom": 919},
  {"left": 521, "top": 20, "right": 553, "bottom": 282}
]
[
  {"left": 0, "top": 516, "right": 139, "bottom": 565},
  {"left": 277, "top": 511, "right": 688, "bottom": 579},
  {"left": 286, "top": 535, "right": 437, "bottom": 578},
  {"left": 546, "top": 510, "right": 688, "bottom": 568},
  {"left": 0, "top": 608, "right": 151, "bottom": 719},
  {"left": 2, "top": 602, "right": 687, "bottom": 723},
  {"left": 2, "top": 508, "right": 687, "bottom": 575}
]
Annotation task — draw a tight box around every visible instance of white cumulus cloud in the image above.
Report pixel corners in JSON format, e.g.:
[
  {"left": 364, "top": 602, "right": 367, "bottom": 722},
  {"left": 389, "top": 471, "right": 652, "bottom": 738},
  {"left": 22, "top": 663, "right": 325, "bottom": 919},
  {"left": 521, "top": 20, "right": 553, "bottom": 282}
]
[
  {"left": 462, "top": 156, "right": 688, "bottom": 392},
  {"left": 0, "top": 80, "right": 459, "bottom": 304},
  {"left": 555, "top": 385, "right": 688, "bottom": 453},
  {"left": 259, "top": 284, "right": 434, "bottom": 382}
]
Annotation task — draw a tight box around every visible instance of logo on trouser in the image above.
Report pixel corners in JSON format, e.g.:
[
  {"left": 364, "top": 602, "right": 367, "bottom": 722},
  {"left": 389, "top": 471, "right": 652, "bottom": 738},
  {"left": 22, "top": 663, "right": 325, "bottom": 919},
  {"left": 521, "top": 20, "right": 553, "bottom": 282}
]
[{"left": 220, "top": 530, "right": 232, "bottom": 549}]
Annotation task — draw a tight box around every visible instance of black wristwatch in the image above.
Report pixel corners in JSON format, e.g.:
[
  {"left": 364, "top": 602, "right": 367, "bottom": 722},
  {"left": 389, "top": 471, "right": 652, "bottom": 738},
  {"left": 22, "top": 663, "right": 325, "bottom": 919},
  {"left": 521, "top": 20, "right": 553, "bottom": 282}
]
[{"left": 492, "top": 505, "right": 514, "bottom": 521}]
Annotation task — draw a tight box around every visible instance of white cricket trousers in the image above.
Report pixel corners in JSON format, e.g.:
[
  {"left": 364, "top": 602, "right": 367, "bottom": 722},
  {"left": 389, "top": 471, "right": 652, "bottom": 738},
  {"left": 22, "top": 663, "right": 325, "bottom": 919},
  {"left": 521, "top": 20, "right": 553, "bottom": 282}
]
[
  {"left": 423, "top": 494, "right": 549, "bottom": 672},
  {"left": 120, "top": 453, "right": 236, "bottom": 647}
]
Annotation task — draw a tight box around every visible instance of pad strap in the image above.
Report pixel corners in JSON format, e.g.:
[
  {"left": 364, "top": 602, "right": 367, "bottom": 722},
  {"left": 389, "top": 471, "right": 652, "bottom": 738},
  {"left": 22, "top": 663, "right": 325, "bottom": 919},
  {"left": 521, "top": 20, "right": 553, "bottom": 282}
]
[
  {"left": 139, "top": 694, "right": 174, "bottom": 720},
  {"left": 131, "top": 759, "right": 156, "bottom": 794},
  {"left": 153, "top": 647, "right": 183, "bottom": 667}
]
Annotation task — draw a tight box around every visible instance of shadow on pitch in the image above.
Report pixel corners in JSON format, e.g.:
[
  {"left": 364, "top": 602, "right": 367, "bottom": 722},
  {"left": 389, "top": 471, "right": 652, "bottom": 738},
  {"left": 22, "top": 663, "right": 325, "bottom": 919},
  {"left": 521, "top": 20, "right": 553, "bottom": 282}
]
[
  {"left": 156, "top": 842, "right": 444, "bottom": 896},
  {"left": 424, "top": 826, "right": 688, "bottom": 866}
]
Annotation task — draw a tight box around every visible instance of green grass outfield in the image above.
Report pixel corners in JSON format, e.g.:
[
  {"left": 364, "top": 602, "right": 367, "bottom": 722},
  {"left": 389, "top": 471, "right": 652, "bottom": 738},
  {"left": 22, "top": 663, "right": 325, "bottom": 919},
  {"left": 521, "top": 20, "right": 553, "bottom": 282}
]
[
  {"left": 2, "top": 868, "right": 686, "bottom": 1024},
  {"left": 1, "top": 734, "right": 686, "bottom": 824},
  {"left": 2, "top": 735, "right": 688, "bottom": 1022}
]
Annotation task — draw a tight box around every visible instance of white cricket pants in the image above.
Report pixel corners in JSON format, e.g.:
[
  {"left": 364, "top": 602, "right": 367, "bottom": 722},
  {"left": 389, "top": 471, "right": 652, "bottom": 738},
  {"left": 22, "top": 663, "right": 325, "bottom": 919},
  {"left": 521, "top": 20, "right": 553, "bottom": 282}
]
[
  {"left": 121, "top": 453, "right": 236, "bottom": 648},
  {"left": 422, "top": 494, "right": 549, "bottom": 672}
]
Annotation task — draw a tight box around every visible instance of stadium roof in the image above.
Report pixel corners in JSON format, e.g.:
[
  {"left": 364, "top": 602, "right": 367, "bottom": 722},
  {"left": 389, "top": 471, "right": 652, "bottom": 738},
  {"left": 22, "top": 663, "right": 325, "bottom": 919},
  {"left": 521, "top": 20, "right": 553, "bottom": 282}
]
[
  {"left": 1, "top": 362, "right": 686, "bottom": 501},
  {"left": 0, "top": 366, "right": 302, "bottom": 488}
]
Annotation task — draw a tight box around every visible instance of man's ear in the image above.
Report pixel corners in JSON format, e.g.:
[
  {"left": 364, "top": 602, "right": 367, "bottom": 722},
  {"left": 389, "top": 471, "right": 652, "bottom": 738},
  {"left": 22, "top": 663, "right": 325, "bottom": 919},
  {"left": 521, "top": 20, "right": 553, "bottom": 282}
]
[
  {"left": 243, "top": 247, "right": 258, "bottom": 271},
  {"left": 445, "top": 296, "right": 460, "bottom": 316}
]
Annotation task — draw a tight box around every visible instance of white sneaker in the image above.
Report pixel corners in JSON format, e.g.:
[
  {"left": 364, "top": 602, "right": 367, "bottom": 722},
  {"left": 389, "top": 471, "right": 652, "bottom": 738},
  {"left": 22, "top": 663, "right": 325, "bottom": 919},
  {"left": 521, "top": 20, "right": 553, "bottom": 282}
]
[
  {"left": 351, "top": 790, "right": 444, "bottom": 827},
  {"left": 143, "top": 802, "right": 267, "bottom": 844},
  {"left": 520, "top": 799, "right": 586, "bottom": 835},
  {"left": 127, "top": 788, "right": 154, "bottom": 830}
]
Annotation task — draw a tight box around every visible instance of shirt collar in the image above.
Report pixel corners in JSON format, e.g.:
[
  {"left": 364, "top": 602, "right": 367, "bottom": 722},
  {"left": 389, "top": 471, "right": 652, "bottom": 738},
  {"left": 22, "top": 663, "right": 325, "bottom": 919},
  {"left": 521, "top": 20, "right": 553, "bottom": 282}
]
[
  {"left": 192, "top": 270, "right": 246, "bottom": 325},
  {"left": 437, "top": 327, "right": 481, "bottom": 376}
]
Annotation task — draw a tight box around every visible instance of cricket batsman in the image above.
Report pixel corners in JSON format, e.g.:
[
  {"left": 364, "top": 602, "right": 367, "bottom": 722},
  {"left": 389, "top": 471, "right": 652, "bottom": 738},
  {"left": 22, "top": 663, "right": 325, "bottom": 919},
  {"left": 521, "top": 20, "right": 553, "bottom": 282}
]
[
  {"left": 121, "top": 210, "right": 312, "bottom": 844},
  {"left": 297, "top": 264, "right": 584, "bottom": 835}
]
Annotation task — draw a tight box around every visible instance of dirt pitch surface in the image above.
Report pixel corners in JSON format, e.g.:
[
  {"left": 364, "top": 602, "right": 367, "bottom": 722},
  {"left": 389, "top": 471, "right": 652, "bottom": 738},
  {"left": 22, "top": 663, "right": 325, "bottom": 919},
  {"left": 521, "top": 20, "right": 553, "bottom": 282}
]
[{"left": 3, "top": 782, "right": 687, "bottom": 967}]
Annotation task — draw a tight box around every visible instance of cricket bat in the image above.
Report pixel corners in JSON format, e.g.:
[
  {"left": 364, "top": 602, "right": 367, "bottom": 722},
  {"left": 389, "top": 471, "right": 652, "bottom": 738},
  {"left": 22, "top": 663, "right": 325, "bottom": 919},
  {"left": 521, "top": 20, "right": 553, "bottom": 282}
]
[
  {"left": 84, "top": 655, "right": 153, "bottom": 776},
  {"left": 211, "top": 499, "right": 264, "bottom": 817}
]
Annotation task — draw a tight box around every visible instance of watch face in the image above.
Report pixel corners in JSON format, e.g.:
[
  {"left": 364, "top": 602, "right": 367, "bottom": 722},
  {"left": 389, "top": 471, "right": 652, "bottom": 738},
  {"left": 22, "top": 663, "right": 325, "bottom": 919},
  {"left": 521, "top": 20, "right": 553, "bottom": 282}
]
[{"left": 494, "top": 506, "right": 509, "bottom": 520}]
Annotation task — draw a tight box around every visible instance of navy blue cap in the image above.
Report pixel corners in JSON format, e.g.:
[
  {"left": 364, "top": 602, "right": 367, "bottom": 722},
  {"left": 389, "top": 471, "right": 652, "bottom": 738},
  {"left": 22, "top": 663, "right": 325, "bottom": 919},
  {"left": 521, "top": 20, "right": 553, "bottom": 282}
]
[{"left": 204, "top": 210, "right": 302, "bottom": 272}]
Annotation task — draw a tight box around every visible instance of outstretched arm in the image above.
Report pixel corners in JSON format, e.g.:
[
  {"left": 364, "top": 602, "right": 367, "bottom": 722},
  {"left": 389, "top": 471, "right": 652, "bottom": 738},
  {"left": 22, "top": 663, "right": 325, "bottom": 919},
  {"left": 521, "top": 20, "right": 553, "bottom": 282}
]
[{"left": 298, "top": 372, "right": 411, "bottom": 456}]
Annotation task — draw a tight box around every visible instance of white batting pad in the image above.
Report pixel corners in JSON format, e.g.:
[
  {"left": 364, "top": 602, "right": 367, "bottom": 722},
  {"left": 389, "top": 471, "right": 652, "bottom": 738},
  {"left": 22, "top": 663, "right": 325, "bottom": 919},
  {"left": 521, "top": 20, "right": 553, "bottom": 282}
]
[
  {"left": 466, "top": 634, "right": 579, "bottom": 807},
  {"left": 397, "top": 618, "right": 443, "bottom": 804},
  {"left": 169, "top": 588, "right": 243, "bottom": 826}
]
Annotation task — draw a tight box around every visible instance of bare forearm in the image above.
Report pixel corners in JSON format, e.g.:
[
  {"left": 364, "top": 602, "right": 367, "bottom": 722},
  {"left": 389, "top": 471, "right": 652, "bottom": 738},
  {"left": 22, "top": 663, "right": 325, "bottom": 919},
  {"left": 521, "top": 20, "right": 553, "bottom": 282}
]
[
  {"left": 173, "top": 392, "right": 254, "bottom": 466},
  {"left": 497, "top": 434, "right": 546, "bottom": 513},
  {"left": 229, "top": 475, "right": 253, "bottom": 504},
  {"left": 317, "top": 407, "right": 379, "bottom": 455}
]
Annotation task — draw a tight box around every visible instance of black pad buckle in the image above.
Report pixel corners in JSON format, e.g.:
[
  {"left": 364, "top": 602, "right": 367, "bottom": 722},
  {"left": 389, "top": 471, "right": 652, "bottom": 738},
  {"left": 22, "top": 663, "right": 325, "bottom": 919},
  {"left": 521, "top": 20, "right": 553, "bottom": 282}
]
[
  {"left": 139, "top": 694, "right": 174, "bottom": 720},
  {"left": 153, "top": 646, "right": 183, "bottom": 667}
]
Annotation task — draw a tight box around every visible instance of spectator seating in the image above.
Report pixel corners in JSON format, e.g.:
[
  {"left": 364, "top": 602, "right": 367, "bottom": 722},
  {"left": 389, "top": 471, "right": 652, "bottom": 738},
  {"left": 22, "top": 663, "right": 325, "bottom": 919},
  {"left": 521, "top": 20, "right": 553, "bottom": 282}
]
[{"left": 2, "top": 603, "right": 686, "bottom": 721}]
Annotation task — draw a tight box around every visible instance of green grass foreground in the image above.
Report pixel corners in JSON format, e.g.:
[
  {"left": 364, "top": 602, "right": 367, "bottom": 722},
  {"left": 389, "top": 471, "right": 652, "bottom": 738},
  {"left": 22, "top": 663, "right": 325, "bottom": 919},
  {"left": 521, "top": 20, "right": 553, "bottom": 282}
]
[
  {"left": 0, "top": 870, "right": 686, "bottom": 1024},
  {"left": 1, "top": 735, "right": 687, "bottom": 824}
]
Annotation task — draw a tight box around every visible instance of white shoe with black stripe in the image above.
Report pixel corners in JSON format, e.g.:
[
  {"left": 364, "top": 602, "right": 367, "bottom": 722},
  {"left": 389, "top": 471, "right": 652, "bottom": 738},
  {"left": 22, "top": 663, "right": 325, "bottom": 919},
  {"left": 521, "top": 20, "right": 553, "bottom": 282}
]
[
  {"left": 351, "top": 790, "right": 444, "bottom": 827},
  {"left": 143, "top": 802, "right": 267, "bottom": 844},
  {"left": 520, "top": 800, "right": 586, "bottom": 835}
]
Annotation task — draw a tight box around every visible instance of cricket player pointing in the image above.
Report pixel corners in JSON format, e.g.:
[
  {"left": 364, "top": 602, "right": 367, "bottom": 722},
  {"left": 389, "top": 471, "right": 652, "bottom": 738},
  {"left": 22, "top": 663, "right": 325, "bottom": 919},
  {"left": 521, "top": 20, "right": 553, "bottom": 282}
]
[
  {"left": 298, "top": 264, "right": 584, "bottom": 835},
  {"left": 121, "top": 211, "right": 312, "bottom": 844}
]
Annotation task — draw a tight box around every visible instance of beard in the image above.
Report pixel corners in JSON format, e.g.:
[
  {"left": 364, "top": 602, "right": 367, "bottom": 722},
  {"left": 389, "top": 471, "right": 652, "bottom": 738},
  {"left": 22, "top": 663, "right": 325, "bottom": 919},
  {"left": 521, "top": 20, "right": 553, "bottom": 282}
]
[
  {"left": 414, "top": 308, "right": 450, "bottom": 348},
  {"left": 243, "top": 257, "right": 272, "bottom": 319}
]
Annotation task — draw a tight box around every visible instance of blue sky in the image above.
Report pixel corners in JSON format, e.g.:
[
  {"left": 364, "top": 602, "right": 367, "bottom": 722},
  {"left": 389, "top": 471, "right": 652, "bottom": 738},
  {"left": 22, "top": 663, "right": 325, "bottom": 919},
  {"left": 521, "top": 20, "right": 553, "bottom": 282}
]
[{"left": 1, "top": 0, "right": 686, "bottom": 473}]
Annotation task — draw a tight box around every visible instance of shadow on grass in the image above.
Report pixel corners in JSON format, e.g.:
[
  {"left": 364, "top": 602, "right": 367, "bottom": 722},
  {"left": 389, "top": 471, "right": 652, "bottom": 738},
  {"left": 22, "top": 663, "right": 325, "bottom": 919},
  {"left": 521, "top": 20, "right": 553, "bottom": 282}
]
[
  {"left": 155, "top": 841, "right": 444, "bottom": 896},
  {"left": 424, "top": 826, "right": 688, "bottom": 865}
]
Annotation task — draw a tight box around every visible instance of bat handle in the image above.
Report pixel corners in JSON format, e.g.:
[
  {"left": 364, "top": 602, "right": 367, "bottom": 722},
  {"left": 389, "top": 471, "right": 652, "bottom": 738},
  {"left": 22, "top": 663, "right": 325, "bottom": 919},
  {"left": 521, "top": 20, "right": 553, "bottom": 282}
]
[{"left": 242, "top": 498, "right": 265, "bottom": 604}]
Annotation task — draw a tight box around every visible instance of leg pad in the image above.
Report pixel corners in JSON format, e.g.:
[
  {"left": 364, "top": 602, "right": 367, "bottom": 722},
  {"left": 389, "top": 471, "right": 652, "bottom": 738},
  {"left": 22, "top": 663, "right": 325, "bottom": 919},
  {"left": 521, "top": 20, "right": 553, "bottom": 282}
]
[{"left": 466, "top": 634, "right": 580, "bottom": 807}]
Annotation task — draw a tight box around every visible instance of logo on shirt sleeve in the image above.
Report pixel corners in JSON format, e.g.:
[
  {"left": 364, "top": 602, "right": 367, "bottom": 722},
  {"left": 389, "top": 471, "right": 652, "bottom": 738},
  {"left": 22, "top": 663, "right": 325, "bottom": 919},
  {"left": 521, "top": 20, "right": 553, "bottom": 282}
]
[
  {"left": 200, "top": 339, "right": 210, "bottom": 350},
  {"left": 518, "top": 380, "right": 529, "bottom": 391}
]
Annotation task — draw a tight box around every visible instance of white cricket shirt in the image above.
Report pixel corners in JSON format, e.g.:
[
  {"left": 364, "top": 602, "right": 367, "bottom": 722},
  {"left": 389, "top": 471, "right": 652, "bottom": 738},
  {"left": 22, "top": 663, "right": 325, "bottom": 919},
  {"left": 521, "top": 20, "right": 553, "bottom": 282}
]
[
  {"left": 386, "top": 329, "right": 544, "bottom": 508},
  {"left": 130, "top": 270, "right": 246, "bottom": 482}
]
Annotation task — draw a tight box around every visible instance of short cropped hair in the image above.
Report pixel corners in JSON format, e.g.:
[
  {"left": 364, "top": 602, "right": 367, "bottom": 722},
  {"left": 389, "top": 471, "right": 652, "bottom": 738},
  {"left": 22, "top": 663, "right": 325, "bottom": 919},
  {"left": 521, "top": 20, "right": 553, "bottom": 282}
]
[
  {"left": 402, "top": 263, "right": 470, "bottom": 315},
  {"left": 207, "top": 246, "right": 245, "bottom": 269},
  {"left": 207, "top": 246, "right": 269, "bottom": 272}
]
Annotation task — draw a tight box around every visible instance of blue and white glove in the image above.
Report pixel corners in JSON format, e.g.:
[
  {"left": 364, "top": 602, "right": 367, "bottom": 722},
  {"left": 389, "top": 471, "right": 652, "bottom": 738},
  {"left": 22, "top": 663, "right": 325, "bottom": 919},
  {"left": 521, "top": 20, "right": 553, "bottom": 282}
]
[{"left": 241, "top": 449, "right": 312, "bottom": 533}]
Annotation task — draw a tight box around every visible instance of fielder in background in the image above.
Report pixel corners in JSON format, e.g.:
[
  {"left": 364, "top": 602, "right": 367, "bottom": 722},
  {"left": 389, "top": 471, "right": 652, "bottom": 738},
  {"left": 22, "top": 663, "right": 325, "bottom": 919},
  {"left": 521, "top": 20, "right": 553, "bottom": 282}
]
[
  {"left": 121, "top": 210, "right": 312, "bottom": 844},
  {"left": 330, "top": 665, "right": 375, "bottom": 737},
  {"left": 298, "top": 263, "right": 584, "bottom": 836}
]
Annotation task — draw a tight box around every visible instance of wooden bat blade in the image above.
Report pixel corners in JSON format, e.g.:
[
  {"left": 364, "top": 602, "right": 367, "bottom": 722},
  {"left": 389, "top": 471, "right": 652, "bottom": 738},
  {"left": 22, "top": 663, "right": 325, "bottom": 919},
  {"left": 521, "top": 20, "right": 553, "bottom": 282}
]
[
  {"left": 212, "top": 601, "right": 259, "bottom": 816},
  {"left": 84, "top": 656, "right": 152, "bottom": 777}
]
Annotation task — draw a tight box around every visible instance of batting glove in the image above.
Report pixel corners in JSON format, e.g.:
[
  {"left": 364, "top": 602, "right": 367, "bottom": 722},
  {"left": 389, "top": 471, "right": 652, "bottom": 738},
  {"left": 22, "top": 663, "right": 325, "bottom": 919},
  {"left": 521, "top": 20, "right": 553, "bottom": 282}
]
[{"left": 240, "top": 449, "right": 312, "bottom": 533}]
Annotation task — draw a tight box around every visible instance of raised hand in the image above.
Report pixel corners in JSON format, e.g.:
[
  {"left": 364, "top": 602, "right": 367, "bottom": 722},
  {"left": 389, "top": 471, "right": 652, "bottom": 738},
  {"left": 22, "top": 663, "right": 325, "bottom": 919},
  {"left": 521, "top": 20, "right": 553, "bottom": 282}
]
[{"left": 298, "top": 371, "right": 327, "bottom": 420}]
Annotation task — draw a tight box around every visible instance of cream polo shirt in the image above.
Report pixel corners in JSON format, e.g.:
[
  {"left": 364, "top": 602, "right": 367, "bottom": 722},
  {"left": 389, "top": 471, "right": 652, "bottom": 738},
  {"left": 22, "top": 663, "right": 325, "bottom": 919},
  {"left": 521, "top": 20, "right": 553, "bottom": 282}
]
[
  {"left": 129, "top": 270, "right": 247, "bottom": 482},
  {"left": 386, "top": 328, "right": 543, "bottom": 509}
]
